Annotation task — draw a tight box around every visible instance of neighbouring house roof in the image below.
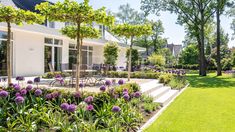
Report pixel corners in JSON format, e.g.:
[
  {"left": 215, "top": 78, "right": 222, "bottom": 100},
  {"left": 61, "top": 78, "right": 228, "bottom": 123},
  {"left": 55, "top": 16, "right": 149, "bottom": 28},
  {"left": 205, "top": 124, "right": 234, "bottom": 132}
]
[{"left": 167, "top": 44, "right": 182, "bottom": 57}]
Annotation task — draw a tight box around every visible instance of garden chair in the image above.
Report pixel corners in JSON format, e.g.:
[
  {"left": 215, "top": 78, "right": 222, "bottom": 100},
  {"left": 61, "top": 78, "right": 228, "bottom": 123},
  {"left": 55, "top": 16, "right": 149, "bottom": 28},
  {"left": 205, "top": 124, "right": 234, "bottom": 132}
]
[
  {"left": 48, "top": 63, "right": 65, "bottom": 87},
  {"left": 92, "top": 64, "right": 105, "bottom": 86}
]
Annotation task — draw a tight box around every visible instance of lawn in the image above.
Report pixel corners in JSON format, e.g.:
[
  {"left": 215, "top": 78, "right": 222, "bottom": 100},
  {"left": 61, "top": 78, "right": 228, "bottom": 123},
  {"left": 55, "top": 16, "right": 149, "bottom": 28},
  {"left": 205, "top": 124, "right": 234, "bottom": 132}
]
[{"left": 145, "top": 73, "right": 235, "bottom": 132}]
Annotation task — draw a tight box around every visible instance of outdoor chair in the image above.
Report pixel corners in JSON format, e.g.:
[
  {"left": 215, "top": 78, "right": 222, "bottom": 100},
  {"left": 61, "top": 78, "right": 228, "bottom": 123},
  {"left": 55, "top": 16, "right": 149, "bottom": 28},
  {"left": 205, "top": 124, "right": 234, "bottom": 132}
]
[
  {"left": 92, "top": 64, "right": 105, "bottom": 86},
  {"left": 48, "top": 63, "right": 66, "bottom": 87}
]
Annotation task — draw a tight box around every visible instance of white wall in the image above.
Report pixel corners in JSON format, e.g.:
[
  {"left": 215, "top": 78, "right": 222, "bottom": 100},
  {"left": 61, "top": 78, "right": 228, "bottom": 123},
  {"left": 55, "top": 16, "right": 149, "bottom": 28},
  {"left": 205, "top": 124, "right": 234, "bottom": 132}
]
[{"left": 13, "top": 30, "right": 44, "bottom": 76}]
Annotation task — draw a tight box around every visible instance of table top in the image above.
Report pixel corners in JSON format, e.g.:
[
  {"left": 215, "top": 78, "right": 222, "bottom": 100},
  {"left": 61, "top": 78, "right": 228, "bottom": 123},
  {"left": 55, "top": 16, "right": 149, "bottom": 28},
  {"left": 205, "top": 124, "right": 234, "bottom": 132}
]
[{"left": 63, "top": 70, "right": 97, "bottom": 73}]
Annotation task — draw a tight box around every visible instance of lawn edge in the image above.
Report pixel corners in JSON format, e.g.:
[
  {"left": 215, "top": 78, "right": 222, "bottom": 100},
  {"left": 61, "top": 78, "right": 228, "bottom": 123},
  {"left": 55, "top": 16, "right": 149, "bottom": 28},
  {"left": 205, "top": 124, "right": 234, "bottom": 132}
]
[{"left": 138, "top": 83, "right": 190, "bottom": 132}]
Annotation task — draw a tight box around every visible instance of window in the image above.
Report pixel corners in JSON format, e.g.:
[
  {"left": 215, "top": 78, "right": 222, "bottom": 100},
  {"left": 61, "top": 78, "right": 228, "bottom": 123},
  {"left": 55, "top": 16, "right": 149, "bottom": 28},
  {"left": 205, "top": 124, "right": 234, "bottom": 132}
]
[
  {"left": 54, "top": 39, "right": 63, "bottom": 45},
  {"left": 44, "top": 38, "right": 53, "bottom": 44}
]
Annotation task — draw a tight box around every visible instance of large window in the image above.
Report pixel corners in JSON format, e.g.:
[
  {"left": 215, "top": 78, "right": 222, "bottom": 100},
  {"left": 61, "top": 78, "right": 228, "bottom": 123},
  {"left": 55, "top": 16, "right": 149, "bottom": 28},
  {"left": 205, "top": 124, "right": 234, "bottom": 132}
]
[
  {"left": 69, "top": 43, "right": 93, "bottom": 69},
  {"left": 0, "top": 31, "right": 13, "bottom": 76},
  {"left": 44, "top": 38, "right": 63, "bottom": 72}
]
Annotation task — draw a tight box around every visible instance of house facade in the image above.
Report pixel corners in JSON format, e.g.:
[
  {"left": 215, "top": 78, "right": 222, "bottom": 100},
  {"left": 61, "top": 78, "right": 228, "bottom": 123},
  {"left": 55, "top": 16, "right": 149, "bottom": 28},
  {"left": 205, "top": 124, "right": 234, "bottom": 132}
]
[
  {"left": 0, "top": 0, "right": 143, "bottom": 77},
  {"left": 167, "top": 43, "right": 183, "bottom": 57}
]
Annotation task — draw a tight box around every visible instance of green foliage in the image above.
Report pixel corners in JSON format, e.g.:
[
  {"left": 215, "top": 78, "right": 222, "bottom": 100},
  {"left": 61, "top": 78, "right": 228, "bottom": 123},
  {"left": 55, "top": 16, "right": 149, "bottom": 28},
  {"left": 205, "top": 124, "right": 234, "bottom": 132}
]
[
  {"left": 42, "top": 72, "right": 70, "bottom": 79},
  {"left": 112, "top": 23, "right": 152, "bottom": 39},
  {"left": 143, "top": 102, "right": 159, "bottom": 113},
  {"left": 107, "top": 71, "right": 161, "bottom": 79},
  {"left": 126, "top": 48, "right": 139, "bottom": 67},
  {"left": 169, "top": 76, "right": 188, "bottom": 90},
  {"left": 179, "top": 44, "right": 199, "bottom": 65},
  {"left": 159, "top": 74, "right": 173, "bottom": 84},
  {"left": 148, "top": 53, "right": 166, "bottom": 67},
  {"left": 61, "top": 25, "right": 100, "bottom": 39},
  {"left": 103, "top": 42, "right": 119, "bottom": 66}
]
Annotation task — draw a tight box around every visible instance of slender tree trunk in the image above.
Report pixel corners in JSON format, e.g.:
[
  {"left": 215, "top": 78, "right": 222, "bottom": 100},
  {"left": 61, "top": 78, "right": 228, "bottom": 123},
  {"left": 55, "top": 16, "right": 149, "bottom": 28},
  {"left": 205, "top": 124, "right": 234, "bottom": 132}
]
[
  {"left": 76, "top": 22, "right": 81, "bottom": 91},
  {"left": 216, "top": 4, "right": 222, "bottom": 76},
  {"left": 7, "top": 22, "right": 12, "bottom": 85},
  {"left": 128, "top": 36, "right": 134, "bottom": 81},
  {"left": 199, "top": 13, "right": 207, "bottom": 76}
]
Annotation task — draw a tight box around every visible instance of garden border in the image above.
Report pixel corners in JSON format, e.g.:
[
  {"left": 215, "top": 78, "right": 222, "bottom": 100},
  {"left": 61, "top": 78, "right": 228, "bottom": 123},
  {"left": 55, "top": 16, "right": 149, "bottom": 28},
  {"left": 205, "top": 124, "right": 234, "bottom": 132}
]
[{"left": 138, "top": 83, "right": 190, "bottom": 132}]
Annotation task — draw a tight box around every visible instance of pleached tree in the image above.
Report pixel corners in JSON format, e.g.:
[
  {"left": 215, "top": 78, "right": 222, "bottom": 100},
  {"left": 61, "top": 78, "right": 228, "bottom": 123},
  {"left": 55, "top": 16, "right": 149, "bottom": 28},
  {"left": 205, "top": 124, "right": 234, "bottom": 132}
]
[
  {"left": 0, "top": 5, "right": 44, "bottom": 85},
  {"left": 111, "top": 23, "right": 152, "bottom": 81},
  {"left": 36, "top": 0, "right": 114, "bottom": 91}
]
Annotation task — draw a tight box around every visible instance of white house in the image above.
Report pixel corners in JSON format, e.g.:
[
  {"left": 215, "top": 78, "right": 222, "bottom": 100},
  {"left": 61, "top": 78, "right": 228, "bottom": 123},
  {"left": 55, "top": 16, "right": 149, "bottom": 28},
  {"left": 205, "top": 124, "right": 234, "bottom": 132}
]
[{"left": 0, "top": 0, "right": 144, "bottom": 77}]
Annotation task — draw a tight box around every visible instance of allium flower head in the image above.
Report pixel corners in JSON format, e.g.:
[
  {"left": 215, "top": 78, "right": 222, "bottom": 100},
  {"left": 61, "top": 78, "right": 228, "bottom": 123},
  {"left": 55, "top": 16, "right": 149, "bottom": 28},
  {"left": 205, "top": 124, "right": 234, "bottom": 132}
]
[
  {"left": 34, "top": 77, "right": 40, "bottom": 83},
  {"left": 79, "top": 83, "right": 84, "bottom": 88},
  {"left": 27, "top": 80, "right": 33, "bottom": 84},
  {"left": 60, "top": 103, "right": 69, "bottom": 111},
  {"left": 123, "top": 88, "right": 128, "bottom": 92},
  {"left": 84, "top": 96, "right": 93, "bottom": 104},
  {"left": 74, "top": 91, "right": 81, "bottom": 98},
  {"left": 105, "top": 80, "right": 112, "bottom": 86},
  {"left": 0, "top": 90, "right": 8, "bottom": 98},
  {"left": 45, "top": 94, "right": 52, "bottom": 100},
  {"left": 67, "top": 104, "right": 77, "bottom": 112},
  {"left": 123, "top": 94, "right": 130, "bottom": 101},
  {"left": 16, "top": 76, "right": 25, "bottom": 81},
  {"left": 20, "top": 89, "right": 27, "bottom": 95},
  {"left": 52, "top": 91, "right": 60, "bottom": 98},
  {"left": 118, "top": 79, "right": 124, "bottom": 85},
  {"left": 15, "top": 92, "right": 21, "bottom": 97},
  {"left": 86, "top": 104, "right": 94, "bottom": 111},
  {"left": 15, "top": 96, "right": 24, "bottom": 104},
  {"left": 134, "top": 91, "right": 142, "bottom": 98},
  {"left": 26, "top": 85, "right": 33, "bottom": 91},
  {"left": 100, "top": 85, "right": 106, "bottom": 92},
  {"left": 34, "top": 89, "right": 42, "bottom": 96},
  {"left": 14, "top": 84, "right": 21, "bottom": 91},
  {"left": 112, "top": 106, "right": 121, "bottom": 112}
]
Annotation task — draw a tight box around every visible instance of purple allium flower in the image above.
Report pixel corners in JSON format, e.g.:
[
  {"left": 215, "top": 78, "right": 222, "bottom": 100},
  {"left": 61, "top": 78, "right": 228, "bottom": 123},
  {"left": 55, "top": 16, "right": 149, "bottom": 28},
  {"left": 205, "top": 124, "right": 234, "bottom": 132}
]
[
  {"left": 20, "top": 89, "right": 27, "bottom": 95},
  {"left": 34, "top": 89, "right": 42, "bottom": 96},
  {"left": 112, "top": 106, "right": 121, "bottom": 112},
  {"left": 67, "top": 104, "right": 77, "bottom": 112},
  {"left": 74, "top": 92, "right": 81, "bottom": 98},
  {"left": 105, "top": 80, "right": 112, "bottom": 86},
  {"left": 84, "top": 96, "right": 93, "bottom": 104},
  {"left": 123, "top": 91, "right": 128, "bottom": 95},
  {"left": 79, "top": 83, "right": 84, "bottom": 88},
  {"left": 26, "top": 85, "right": 33, "bottom": 91},
  {"left": 45, "top": 94, "right": 52, "bottom": 100},
  {"left": 15, "top": 92, "right": 21, "bottom": 97},
  {"left": 16, "top": 76, "right": 25, "bottom": 81},
  {"left": 52, "top": 91, "right": 60, "bottom": 98},
  {"left": 134, "top": 91, "right": 142, "bottom": 98},
  {"left": 86, "top": 104, "right": 94, "bottom": 111},
  {"left": 15, "top": 96, "right": 24, "bottom": 104},
  {"left": 34, "top": 77, "right": 40, "bottom": 83},
  {"left": 100, "top": 85, "right": 106, "bottom": 92},
  {"left": 60, "top": 103, "right": 69, "bottom": 111},
  {"left": 118, "top": 79, "right": 124, "bottom": 85},
  {"left": 123, "top": 88, "right": 128, "bottom": 92},
  {"left": 14, "top": 84, "right": 21, "bottom": 91},
  {"left": 0, "top": 90, "right": 9, "bottom": 98},
  {"left": 123, "top": 94, "right": 130, "bottom": 101},
  {"left": 55, "top": 74, "right": 62, "bottom": 78},
  {"left": 27, "top": 80, "right": 33, "bottom": 84}
]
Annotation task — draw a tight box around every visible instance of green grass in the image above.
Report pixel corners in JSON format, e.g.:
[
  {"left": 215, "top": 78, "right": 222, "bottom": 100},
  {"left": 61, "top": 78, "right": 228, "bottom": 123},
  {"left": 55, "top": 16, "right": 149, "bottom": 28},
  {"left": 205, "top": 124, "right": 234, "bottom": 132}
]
[{"left": 145, "top": 73, "right": 235, "bottom": 132}]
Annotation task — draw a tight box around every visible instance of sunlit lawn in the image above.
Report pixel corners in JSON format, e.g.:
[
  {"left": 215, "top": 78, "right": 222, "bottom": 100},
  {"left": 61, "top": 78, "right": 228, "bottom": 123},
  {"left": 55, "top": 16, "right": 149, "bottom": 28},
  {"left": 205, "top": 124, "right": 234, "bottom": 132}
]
[{"left": 145, "top": 73, "right": 235, "bottom": 132}]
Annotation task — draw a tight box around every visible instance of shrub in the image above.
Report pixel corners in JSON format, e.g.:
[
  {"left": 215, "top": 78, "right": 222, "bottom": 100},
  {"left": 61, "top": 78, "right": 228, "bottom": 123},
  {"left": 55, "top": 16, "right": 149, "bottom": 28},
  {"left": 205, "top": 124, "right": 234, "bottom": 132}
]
[
  {"left": 42, "top": 72, "right": 70, "bottom": 79},
  {"left": 148, "top": 53, "right": 166, "bottom": 67},
  {"left": 107, "top": 71, "right": 161, "bottom": 79},
  {"left": 143, "top": 102, "right": 159, "bottom": 113},
  {"left": 103, "top": 42, "right": 119, "bottom": 66},
  {"left": 169, "top": 76, "right": 188, "bottom": 90},
  {"left": 159, "top": 74, "right": 173, "bottom": 84}
]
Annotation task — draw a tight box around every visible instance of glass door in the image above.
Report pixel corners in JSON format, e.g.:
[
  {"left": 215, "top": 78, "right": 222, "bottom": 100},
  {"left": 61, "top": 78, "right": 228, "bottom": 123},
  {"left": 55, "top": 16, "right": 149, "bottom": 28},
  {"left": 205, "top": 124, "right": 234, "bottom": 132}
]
[
  {"left": 54, "top": 47, "right": 62, "bottom": 71},
  {"left": 0, "top": 40, "right": 7, "bottom": 76},
  {"left": 44, "top": 46, "right": 52, "bottom": 72}
]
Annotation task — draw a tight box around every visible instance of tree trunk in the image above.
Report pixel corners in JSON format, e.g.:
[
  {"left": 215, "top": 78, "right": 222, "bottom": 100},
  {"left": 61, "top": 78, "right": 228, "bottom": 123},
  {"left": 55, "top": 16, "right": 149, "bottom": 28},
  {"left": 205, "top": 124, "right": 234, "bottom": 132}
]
[
  {"left": 7, "top": 22, "right": 12, "bottom": 86},
  {"left": 76, "top": 23, "right": 81, "bottom": 91},
  {"left": 199, "top": 13, "right": 207, "bottom": 76},
  {"left": 216, "top": 4, "right": 222, "bottom": 76},
  {"left": 128, "top": 36, "right": 134, "bottom": 81}
]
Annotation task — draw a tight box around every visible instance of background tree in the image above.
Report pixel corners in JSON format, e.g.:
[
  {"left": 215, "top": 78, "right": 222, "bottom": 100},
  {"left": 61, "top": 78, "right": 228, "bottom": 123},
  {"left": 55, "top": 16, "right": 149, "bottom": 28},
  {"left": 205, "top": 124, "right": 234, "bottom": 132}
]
[
  {"left": 126, "top": 48, "right": 139, "bottom": 70},
  {"left": 148, "top": 53, "right": 166, "bottom": 68},
  {"left": 179, "top": 44, "right": 199, "bottom": 65},
  {"left": 0, "top": 5, "right": 44, "bottom": 85},
  {"left": 103, "top": 42, "right": 119, "bottom": 67},
  {"left": 36, "top": 0, "right": 114, "bottom": 91},
  {"left": 111, "top": 24, "right": 152, "bottom": 81}
]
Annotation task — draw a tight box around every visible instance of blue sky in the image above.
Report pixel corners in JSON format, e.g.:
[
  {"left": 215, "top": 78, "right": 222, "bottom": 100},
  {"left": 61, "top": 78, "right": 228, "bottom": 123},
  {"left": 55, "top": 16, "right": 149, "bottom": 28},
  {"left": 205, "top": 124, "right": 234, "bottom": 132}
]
[{"left": 51, "top": 0, "right": 235, "bottom": 48}]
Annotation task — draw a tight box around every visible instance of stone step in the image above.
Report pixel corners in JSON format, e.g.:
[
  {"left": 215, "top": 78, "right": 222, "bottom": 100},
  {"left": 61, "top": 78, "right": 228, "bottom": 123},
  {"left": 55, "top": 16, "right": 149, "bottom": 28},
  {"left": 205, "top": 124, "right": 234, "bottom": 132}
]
[
  {"left": 154, "top": 90, "right": 179, "bottom": 106},
  {"left": 140, "top": 80, "right": 164, "bottom": 94},
  {"left": 149, "top": 86, "right": 171, "bottom": 100}
]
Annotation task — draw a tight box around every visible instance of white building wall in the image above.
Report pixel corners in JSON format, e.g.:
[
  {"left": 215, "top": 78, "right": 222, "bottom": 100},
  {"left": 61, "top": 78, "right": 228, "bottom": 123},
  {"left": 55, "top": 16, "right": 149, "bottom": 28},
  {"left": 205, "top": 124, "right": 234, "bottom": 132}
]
[{"left": 13, "top": 31, "right": 44, "bottom": 76}]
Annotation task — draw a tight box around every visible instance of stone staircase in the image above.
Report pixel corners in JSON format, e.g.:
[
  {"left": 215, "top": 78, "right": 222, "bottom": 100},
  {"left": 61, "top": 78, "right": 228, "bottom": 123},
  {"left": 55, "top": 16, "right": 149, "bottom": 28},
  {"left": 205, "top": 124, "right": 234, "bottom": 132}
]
[{"left": 140, "top": 80, "right": 179, "bottom": 106}]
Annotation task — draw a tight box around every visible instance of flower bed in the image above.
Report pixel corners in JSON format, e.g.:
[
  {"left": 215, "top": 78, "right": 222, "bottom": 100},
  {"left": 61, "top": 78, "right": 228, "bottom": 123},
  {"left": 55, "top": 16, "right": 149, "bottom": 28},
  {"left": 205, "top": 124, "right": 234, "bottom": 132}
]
[{"left": 0, "top": 81, "right": 159, "bottom": 131}]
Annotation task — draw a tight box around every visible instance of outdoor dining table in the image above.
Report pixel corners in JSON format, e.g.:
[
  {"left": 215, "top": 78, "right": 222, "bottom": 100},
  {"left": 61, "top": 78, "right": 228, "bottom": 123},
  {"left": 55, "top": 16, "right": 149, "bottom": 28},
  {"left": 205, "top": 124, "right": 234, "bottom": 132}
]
[{"left": 63, "top": 69, "right": 98, "bottom": 86}]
